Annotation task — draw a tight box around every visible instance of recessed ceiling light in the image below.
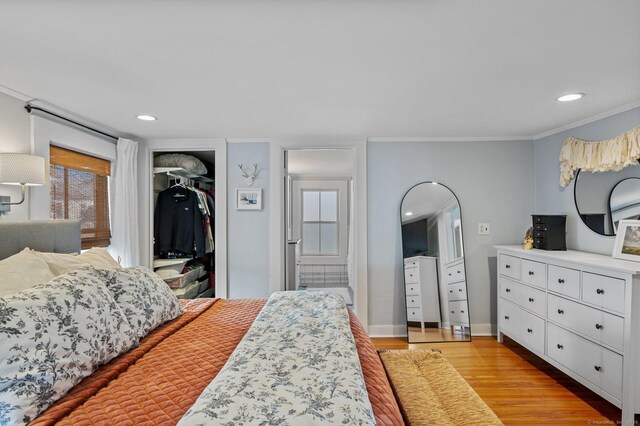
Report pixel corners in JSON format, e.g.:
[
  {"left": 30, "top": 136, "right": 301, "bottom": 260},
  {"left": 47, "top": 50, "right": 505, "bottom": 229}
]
[
  {"left": 557, "top": 93, "right": 585, "bottom": 102},
  {"left": 405, "top": 211, "right": 414, "bottom": 216},
  {"left": 136, "top": 114, "right": 157, "bottom": 121}
]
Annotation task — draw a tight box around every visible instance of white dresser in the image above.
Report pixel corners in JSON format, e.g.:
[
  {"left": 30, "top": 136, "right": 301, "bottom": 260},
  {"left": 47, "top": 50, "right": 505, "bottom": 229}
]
[
  {"left": 444, "top": 258, "right": 469, "bottom": 328},
  {"left": 496, "top": 246, "right": 640, "bottom": 423},
  {"left": 404, "top": 256, "right": 441, "bottom": 328}
]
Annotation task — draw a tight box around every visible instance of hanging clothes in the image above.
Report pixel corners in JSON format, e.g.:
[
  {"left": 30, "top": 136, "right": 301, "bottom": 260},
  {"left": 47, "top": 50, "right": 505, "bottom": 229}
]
[{"left": 154, "top": 186, "right": 205, "bottom": 257}]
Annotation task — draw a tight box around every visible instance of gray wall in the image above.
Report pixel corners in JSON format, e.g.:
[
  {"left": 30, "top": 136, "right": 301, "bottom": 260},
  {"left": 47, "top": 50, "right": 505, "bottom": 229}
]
[
  {"left": 0, "top": 91, "right": 31, "bottom": 221},
  {"left": 367, "top": 140, "right": 534, "bottom": 331},
  {"left": 534, "top": 107, "right": 640, "bottom": 255},
  {"left": 227, "top": 142, "right": 271, "bottom": 298}
]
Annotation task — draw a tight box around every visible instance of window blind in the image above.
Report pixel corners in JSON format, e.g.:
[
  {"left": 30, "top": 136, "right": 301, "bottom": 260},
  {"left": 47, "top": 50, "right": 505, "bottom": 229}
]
[{"left": 49, "top": 146, "right": 111, "bottom": 249}]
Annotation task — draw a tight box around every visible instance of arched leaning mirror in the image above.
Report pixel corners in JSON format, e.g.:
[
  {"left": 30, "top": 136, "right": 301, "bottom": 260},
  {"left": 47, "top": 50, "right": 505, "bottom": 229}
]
[
  {"left": 400, "top": 182, "right": 471, "bottom": 343},
  {"left": 574, "top": 165, "right": 640, "bottom": 236}
]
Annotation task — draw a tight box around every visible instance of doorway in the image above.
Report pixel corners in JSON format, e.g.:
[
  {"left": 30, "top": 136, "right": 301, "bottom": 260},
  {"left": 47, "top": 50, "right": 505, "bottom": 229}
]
[{"left": 284, "top": 149, "right": 355, "bottom": 306}]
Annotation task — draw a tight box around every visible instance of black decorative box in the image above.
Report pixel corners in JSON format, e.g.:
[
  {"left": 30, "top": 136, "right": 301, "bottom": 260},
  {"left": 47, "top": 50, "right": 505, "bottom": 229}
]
[{"left": 532, "top": 215, "right": 566, "bottom": 250}]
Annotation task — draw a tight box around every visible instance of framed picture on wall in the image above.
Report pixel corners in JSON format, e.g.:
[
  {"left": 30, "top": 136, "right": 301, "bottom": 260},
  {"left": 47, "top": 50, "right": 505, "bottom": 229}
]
[
  {"left": 236, "top": 188, "right": 262, "bottom": 210},
  {"left": 612, "top": 220, "right": 640, "bottom": 262}
]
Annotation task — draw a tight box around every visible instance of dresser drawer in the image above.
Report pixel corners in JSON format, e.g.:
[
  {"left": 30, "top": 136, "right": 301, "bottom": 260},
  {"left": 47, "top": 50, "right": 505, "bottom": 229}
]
[
  {"left": 500, "top": 299, "right": 545, "bottom": 355},
  {"left": 404, "top": 259, "right": 418, "bottom": 268},
  {"left": 521, "top": 259, "right": 546, "bottom": 289},
  {"left": 547, "top": 294, "right": 624, "bottom": 352},
  {"left": 548, "top": 265, "right": 580, "bottom": 299},
  {"left": 445, "top": 263, "right": 465, "bottom": 284},
  {"left": 547, "top": 322, "right": 622, "bottom": 401},
  {"left": 404, "top": 267, "right": 418, "bottom": 284},
  {"left": 406, "top": 296, "right": 421, "bottom": 308},
  {"left": 499, "top": 254, "right": 521, "bottom": 280},
  {"left": 500, "top": 277, "right": 546, "bottom": 316},
  {"left": 448, "top": 282, "right": 467, "bottom": 301},
  {"left": 448, "top": 300, "right": 468, "bottom": 324},
  {"left": 405, "top": 284, "right": 420, "bottom": 296},
  {"left": 407, "top": 308, "right": 422, "bottom": 322},
  {"left": 582, "top": 272, "right": 625, "bottom": 314}
]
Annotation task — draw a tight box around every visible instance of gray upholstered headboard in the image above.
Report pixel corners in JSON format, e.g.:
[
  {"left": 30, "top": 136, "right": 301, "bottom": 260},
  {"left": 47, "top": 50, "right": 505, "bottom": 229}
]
[{"left": 0, "top": 220, "right": 81, "bottom": 260}]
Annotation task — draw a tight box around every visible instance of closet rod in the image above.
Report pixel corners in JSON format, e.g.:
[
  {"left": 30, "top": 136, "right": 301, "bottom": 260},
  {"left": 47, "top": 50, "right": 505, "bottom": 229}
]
[{"left": 24, "top": 105, "right": 118, "bottom": 142}]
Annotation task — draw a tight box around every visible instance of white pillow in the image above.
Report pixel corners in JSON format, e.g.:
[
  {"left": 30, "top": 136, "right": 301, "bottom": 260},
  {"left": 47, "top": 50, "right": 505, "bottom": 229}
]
[
  {"left": 0, "top": 248, "right": 55, "bottom": 298},
  {"left": 35, "top": 248, "right": 120, "bottom": 276},
  {"left": 97, "top": 266, "right": 183, "bottom": 340},
  {"left": 77, "top": 248, "right": 121, "bottom": 269},
  {"left": 0, "top": 267, "right": 138, "bottom": 425}
]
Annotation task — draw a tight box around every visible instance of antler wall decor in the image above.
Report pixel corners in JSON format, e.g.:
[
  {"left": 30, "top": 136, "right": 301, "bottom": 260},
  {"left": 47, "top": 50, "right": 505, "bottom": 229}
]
[{"left": 238, "top": 163, "right": 258, "bottom": 186}]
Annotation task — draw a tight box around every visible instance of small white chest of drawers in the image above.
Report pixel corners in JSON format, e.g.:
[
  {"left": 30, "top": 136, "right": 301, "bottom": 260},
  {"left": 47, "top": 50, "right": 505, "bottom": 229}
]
[
  {"left": 404, "top": 256, "right": 441, "bottom": 328},
  {"left": 496, "top": 246, "right": 640, "bottom": 423},
  {"left": 444, "top": 258, "right": 469, "bottom": 327}
]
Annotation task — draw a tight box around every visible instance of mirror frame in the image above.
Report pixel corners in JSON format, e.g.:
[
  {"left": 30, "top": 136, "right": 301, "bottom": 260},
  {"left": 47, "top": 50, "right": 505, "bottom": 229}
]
[
  {"left": 400, "top": 181, "right": 471, "bottom": 343},
  {"left": 574, "top": 168, "right": 640, "bottom": 237}
]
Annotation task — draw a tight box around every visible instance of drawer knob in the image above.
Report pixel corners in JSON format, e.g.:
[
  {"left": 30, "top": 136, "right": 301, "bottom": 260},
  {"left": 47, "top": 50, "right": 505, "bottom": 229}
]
[
  {"left": 504, "top": 315, "right": 509, "bottom": 320},
  {"left": 557, "top": 344, "right": 563, "bottom": 349},
  {"left": 505, "top": 288, "right": 511, "bottom": 293},
  {"left": 557, "top": 309, "right": 564, "bottom": 314},
  {"left": 527, "top": 328, "right": 533, "bottom": 333},
  {"left": 528, "top": 297, "right": 534, "bottom": 302},
  {"left": 457, "top": 270, "right": 461, "bottom": 273},
  {"left": 595, "top": 323, "right": 603, "bottom": 330},
  {"left": 449, "top": 273, "right": 452, "bottom": 276},
  {"left": 459, "top": 289, "right": 463, "bottom": 292},
  {"left": 596, "top": 288, "right": 605, "bottom": 295},
  {"left": 558, "top": 278, "right": 565, "bottom": 284},
  {"left": 451, "top": 311, "right": 455, "bottom": 314},
  {"left": 528, "top": 271, "right": 534, "bottom": 276},
  {"left": 594, "top": 366, "right": 602, "bottom": 372},
  {"left": 450, "top": 290, "right": 453, "bottom": 293},
  {"left": 505, "top": 265, "right": 511, "bottom": 269},
  {"left": 461, "top": 310, "right": 465, "bottom": 313}
]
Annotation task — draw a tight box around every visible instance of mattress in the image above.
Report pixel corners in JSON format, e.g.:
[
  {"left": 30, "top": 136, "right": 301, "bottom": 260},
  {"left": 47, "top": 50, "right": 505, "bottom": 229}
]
[{"left": 31, "top": 298, "right": 403, "bottom": 425}]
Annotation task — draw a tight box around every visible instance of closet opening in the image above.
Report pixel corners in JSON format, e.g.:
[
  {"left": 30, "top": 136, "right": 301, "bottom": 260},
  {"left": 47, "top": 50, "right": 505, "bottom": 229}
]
[
  {"left": 284, "top": 148, "right": 355, "bottom": 307},
  {"left": 151, "top": 150, "right": 216, "bottom": 300}
]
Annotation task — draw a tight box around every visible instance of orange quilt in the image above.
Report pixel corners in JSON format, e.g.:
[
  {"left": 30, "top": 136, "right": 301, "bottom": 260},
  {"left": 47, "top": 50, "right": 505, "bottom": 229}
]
[{"left": 32, "top": 298, "right": 403, "bottom": 426}]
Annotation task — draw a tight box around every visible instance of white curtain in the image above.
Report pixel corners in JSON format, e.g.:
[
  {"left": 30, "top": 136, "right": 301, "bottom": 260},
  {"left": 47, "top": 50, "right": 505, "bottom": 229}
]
[
  {"left": 110, "top": 138, "right": 139, "bottom": 267},
  {"left": 347, "top": 180, "right": 355, "bottom": 288}
]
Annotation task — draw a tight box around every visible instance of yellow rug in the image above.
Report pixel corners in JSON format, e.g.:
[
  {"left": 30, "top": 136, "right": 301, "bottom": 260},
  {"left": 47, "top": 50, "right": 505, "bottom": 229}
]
[{"left": 379, "top": 349, "right": 503, "bottom": 426}]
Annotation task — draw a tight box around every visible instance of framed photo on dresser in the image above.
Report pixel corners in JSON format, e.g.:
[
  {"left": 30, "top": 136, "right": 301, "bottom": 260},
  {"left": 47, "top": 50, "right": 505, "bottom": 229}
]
[{"left": 612, "top": 220, "right": 640, "bottom": 262}]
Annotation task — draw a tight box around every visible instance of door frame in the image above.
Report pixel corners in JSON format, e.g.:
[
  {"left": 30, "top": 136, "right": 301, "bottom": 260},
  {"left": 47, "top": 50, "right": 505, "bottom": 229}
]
[
  {"left": 269, "top": 139, "right": 368, "bottom": 329},
  {"left": 138, "top": 139, "right": 228, "bottom": 299}
]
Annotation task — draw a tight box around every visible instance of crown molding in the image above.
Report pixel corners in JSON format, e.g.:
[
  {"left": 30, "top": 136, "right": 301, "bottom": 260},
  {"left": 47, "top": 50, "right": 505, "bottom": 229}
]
[
  {"left": 367, "top": 135, "right": 531, "bottom": 143},
  {"left": 0, "top": 84, "right": 31, "bottom": 102},
  {"left": 532, "top": 101, "right": 640, "bottom": 141}
]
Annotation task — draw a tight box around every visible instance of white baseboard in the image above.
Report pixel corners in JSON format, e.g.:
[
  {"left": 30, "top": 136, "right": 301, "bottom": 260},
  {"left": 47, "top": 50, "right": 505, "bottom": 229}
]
[
  {"left": 368, "top": 323, "right": 496, "bottom": 338},
  {"left": 368, "top": 325, "right": 407, "bottom": 337}
]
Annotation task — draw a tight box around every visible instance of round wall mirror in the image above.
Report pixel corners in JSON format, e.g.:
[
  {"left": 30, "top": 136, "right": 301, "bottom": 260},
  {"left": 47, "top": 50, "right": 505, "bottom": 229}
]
[
  {"left": 400, "top": 181, "right": 470, "bottom": 343},
  {"left": 574, "top": 165, "right": 640, "bottom": 236}
]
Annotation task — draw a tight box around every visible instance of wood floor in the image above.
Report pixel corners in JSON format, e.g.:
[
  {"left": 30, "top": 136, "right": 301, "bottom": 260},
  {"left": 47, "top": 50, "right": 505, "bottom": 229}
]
[{"left": 371, "top": 336, "right": 621, "bottom": 425}]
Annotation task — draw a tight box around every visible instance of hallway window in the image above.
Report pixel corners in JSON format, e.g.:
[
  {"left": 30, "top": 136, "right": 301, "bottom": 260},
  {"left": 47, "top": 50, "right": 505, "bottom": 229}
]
[{"left": 302, "top": 190, "right": 338, "bottom": 255}]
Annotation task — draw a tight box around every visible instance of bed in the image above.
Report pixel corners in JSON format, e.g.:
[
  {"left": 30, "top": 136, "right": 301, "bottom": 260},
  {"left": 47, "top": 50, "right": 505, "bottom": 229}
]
[{"left": 0, "top": 221, "right": 403, "bottom": 425}]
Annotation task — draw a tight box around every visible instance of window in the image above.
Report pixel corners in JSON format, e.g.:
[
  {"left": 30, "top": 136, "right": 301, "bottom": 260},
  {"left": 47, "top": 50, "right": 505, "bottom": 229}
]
[
  {"left": 49, "top": 146, "right": 111, "bottom": 249},
  {"left": 301, "top": 190, "right": 338, "bottom": 255}
]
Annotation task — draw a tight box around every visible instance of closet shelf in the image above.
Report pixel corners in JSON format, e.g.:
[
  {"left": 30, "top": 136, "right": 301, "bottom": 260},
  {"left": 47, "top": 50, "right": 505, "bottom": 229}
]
[{"left": 153, "top": 167, "right": 214, "bottom": 183}]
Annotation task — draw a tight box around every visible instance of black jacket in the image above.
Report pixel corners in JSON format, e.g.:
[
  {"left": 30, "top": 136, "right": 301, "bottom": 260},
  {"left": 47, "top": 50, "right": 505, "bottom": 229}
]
[{"left": 154, "top": 186, "right": 205, "bottom": 257}]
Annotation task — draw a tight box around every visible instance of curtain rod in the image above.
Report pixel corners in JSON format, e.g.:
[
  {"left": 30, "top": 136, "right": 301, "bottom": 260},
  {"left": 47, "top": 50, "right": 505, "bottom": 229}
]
[{"left": 24, "top": 105, "right": 118, "bottom": 142}]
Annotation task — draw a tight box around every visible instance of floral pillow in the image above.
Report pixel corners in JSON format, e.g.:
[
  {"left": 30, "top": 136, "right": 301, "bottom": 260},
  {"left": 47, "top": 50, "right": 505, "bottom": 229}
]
[
  {"left": 95, "top": 266, "right": 183, "bottom": 340},
  {"left": 0, "top": 268, "right": 138, "bottom": 425}
]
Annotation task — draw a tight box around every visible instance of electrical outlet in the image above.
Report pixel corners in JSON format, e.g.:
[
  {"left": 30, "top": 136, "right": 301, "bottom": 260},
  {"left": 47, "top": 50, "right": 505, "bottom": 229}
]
[{"left": 478, "top": 223, "right": 490, "bottom": 235}]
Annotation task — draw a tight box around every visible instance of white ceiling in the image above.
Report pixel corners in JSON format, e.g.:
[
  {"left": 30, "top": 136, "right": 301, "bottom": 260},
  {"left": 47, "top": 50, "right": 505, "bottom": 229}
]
[{"left": 0, "top": 0, "right": 638, "bottom": 141}]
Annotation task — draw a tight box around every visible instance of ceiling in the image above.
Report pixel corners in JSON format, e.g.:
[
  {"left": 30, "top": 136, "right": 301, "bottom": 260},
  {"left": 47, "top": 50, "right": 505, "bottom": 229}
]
[{"left": 0, "top": 0, "right": 638, "bottom": 141}]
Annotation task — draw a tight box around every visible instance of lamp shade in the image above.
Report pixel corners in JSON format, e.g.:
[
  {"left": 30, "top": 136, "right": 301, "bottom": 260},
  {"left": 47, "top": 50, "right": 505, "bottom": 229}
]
[{"left": 0, "top": 153, "right": 46, "bottom": 186}]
